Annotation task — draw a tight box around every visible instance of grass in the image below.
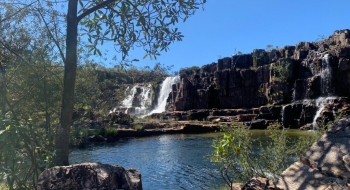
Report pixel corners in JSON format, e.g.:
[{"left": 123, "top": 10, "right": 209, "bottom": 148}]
[
  {"left": 104, "top": 127, "right": 118, "bottom": 137},
  {"left": 87, "top": 127, "right": 118, "bottom": 137}
]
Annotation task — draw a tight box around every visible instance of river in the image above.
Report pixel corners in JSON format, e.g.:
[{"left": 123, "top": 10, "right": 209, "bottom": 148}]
[{"left": 69, "top": 130, "right": 311, "bottom": 190}]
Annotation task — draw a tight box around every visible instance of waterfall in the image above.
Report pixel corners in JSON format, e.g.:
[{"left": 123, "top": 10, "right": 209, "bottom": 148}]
[
  {"left": 134, "top": 84, "right": 153, "bottom": 115},
  {"left": 312, "top": 97, "right": 336, "bottom": 129},
  {"left": 150, "top": 76, "right": 180, "bottom": 114},
  {"left": 321, "top": 54, "right": 334, "bottom": 96},
  {"left": 120, "top": 84, "right": 153, "bottom": 116},
  {"left": 291, "top": 82, "right": 296, "bottom": 102},
  {"left": 121, "top": 86, "right": 137, "bottom": 109},
  {"left": 280, "top": 105, "right": 286, "bottom": 128}
]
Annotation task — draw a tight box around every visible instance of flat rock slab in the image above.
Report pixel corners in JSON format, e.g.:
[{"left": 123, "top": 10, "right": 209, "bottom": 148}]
[
  {"left": 275, "top": 116, "right": 350, "bottom": 190},
  {"left": 37, "top": 162, "right": 142, "bottom": 190}
]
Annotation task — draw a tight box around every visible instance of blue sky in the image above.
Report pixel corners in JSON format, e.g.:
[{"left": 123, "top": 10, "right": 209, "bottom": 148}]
[{"left": 99, "top": 0, "right": 350, "bottom": 73}]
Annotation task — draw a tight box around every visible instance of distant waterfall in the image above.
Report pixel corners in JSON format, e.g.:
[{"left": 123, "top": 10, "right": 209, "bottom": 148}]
[
  {"left": 312, "top": 97, "right": 336, "bottom": 129},
  {"left": 120, "top": 84, "right": 153, "bottom": 116},
  {"left": 121, "top": 86, "right": 137, "bottom": 109},
  {"left": 280, "top": 105, "right": 286, "bottom": 128},
  {"left": 150, "top": 76, "right": 180, "bottom": 114},
  {"left": 135, "top": 84, "right": 153, "bottom": 115},
  {"left": 321, "top": 54, "right": 334, "bottom": 96}
]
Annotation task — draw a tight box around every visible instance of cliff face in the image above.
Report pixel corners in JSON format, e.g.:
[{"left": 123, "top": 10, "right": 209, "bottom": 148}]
[{"left": 169, "top": 29, "right": 350, "bottom": 111}]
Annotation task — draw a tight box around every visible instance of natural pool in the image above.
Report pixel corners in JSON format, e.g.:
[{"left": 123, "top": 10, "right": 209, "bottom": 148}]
[{"left": 69, "top": 130, "right": 312, "bottom": 190}]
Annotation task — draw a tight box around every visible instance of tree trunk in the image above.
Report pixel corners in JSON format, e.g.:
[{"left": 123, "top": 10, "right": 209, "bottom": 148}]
[
  {"left": 1, "top": 64, "right": 5, "bottom": 118},
  {"left": 55, "top": 0, "right": 78, "bottom": 166}
]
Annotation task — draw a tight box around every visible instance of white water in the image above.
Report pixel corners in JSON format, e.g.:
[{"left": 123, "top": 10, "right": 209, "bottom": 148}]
[
  {"left": 135, "top": 84, "right": 153, "bottom": 115},
  {"left": 149, "top": 76, "right": 180, "bottom": 114},
  {"left": 280, "top": 105, "right": 287, "bottom": 128},
  {"left": 121, "top": 86, "right": 137, "bottom": 109},
  {"left": 312, "top": 97, "right": 337, "bottom": 129},
  {"left": 320, "top": 53, "right": 336, "bottom": 97},
  {"left": 120, "top": 84, "right": 153, "bottom": 116}
]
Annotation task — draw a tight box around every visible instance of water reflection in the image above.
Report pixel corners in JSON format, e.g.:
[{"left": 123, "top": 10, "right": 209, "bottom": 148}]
[
  {"left": 70, "top": 133, "right": 225, "bottom": 190},
  {"left": 70, "top": 130, "right": 310, "bottom": 189}
]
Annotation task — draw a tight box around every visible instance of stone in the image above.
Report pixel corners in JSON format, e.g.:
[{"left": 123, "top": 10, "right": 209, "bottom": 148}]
[
  {"left": 275, "top": 116, "right": 350, "bottom": 190},
  {"left": 247, "top": 119, "right": 267, "bottom": 129},
  {"left": 88, "top": 135, "right": 106, "bottom": 143},
  {"left": 242, "top": 177, "right": 280, "bottom": 190},
  {"left": 37, "top": 162, "right": 142, "bottom": 190}
]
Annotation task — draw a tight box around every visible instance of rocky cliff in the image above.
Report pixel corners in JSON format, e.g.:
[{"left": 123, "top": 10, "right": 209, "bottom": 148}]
[{"left": 159, "top": 29, "right": 350, "bottom": 129}]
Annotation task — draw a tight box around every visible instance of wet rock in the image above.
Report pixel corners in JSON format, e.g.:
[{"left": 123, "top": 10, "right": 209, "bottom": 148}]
[
  {"left": 88, "top": 135, "right": 106, "bottom": 143},
  {"left": 182, "top": 123, "right": 219, "bottom": 133},
  {"left": 246, "top": 119, "right": 267, "bottom": 130}
]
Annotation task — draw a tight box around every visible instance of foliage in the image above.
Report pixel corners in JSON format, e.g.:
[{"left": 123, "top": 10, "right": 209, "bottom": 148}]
[
  {"left": 211, "top": 121, "right": 324, "bottom": 189},
  {"left": 134, "top": 124, "right": 143, "bottom": 132},
  {"left": 104, "top": 127, "right": 118, "bottom": 138},
  {"left": 1, "top": 0, "right": 207, "bottom": 169},
  {"left": 269, "top": 61, "right": 290, "bottom": 83},
  {"left": 53, "top": 0, "right": 206, "bottom": 164},
  {"left": 0, "top": 119, "right": 55, "bottom": 190},
  {"left": 211, "top": 123, "right": 263, "bottom": 188},
  {"left": 266, "top": 44, "right": 273, "bottom": 51}
]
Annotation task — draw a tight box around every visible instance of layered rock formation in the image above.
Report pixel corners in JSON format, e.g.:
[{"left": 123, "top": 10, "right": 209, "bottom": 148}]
[
  {"left": 36, "top": 162, "right": 142, "bottom": 190},
  {"left": 158, "top": 29, "right": 350, "bottom": 129}
]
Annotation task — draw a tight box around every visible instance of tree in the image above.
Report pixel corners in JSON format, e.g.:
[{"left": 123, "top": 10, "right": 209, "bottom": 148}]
[{"left": 53, "top": 0, "right": 206, "bottom": 165}]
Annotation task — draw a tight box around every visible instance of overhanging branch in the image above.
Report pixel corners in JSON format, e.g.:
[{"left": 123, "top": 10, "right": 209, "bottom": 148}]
[{"left": 77, "top": 0, "right": 119, "bottom": 23}]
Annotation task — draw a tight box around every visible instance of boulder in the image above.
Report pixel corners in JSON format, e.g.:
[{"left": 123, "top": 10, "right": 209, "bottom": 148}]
[
  {"left": 37, "top": 162, "right": 142, "bottom": 190},
  {"left": 246, "top": 119, "right": 267, "bottom": 130},
  {"left": 275, "top": 116, "right": 350, "bottom": 190}
]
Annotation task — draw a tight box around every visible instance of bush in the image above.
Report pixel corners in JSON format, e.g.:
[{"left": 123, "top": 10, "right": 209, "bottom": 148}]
[
  {"left": 211, "top": 121, "right": 323, "bottom": 189},
  {"left": 134, "top": 124, "right": 143, "bottom": 131},
  {"left": 0, "top": 119, "right": 56, "bottom": 190},
  {"left": 104, "top": 127, "right": 118, "bottom": 137}
]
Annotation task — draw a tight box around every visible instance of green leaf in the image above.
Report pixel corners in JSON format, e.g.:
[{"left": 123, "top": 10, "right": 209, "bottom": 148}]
[
  {"left": 79, "top": 0, "right": 84, "bottom": 8},
  {"left": 96, "top": 49, "right": 102, "bottom": 56}
]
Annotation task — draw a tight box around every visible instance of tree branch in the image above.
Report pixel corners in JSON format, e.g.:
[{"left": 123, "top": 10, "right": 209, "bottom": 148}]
[
  {"left": 77, "top": 0, "right": 120, "bottom": 23},
  {"left": 37, "top": 8, "right": 66, "bottom": 64},
  {"left": 0, "top": 0, "right": 38, "bottom": 23}
]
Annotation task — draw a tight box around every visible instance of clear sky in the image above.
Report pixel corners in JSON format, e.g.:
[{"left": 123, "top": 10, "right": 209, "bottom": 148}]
[{"left": 99, "top": 0, "right": 350, "bottom": 73}]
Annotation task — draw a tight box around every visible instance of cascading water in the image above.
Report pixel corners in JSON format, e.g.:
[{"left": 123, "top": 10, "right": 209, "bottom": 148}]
[
  {"left": 121, "top": 86, "right": 137, "bottom": 110},
  {"left": 312, "top": 97, "right": 337, "bottom": 129},
  {"left": 134, "top": 84, "right": 153, "bottom": 115},
  {"left": 321, "top": 53, "right": 334, "bottom": 96},
  {"left": 120, "top": 84, "right": 153, "bottom": 116},
  {"left": 149, "top": 76, "right": 180, "bottom": 114},
  {"left": 280, "top": 105, "right": 286, "bottom": 128}
]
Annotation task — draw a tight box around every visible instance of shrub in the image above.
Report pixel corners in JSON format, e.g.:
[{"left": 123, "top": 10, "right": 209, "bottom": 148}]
[
  {"left": 211, "top": 121, "right": 324, "bottom": 189},
  {"left": 269, "top": 61, "right": 290, "bottom": 83},
  {"left": 104, "top": 127, "right": 118, "bottom": 137},
  {"left": 134, "top": 124, "right": 143, "bottom": 131},
  {"left": 0, "top": 119, "right": 56, "bottom": 190}
]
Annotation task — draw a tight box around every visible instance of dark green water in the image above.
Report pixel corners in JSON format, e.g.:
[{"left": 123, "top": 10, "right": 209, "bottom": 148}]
[{"left": 69, "top": 130, "right": 312, "bottom": 190}]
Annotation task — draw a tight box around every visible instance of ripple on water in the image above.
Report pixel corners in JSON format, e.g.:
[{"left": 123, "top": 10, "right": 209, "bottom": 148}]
[{"left": 70, "top": 134, "right": 225, "bottom": 190}]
